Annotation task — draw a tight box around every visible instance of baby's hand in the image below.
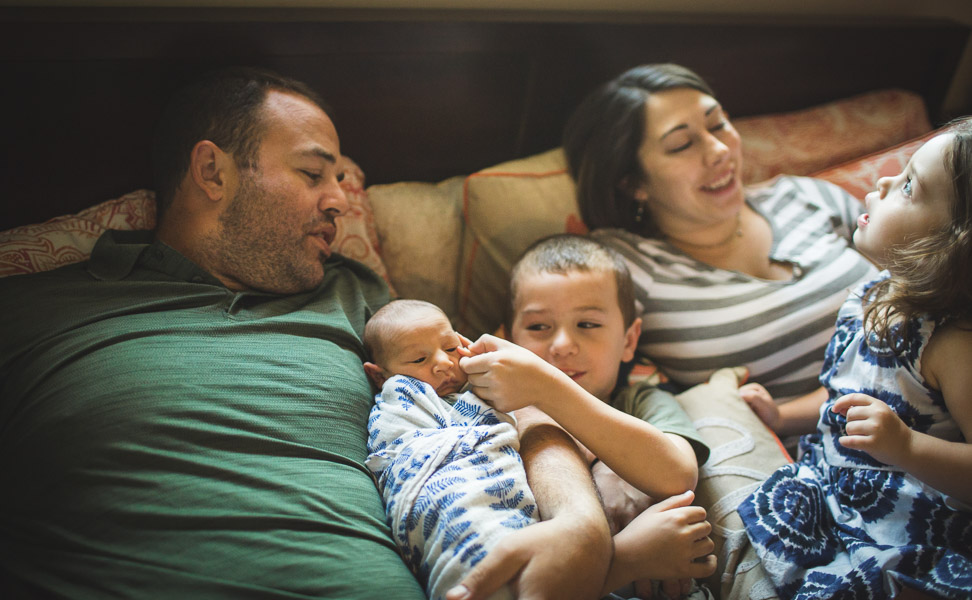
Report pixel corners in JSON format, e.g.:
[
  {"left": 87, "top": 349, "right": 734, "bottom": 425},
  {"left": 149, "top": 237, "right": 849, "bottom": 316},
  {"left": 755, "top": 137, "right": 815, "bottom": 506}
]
[
  {"left": 459, "top": 334, "right": 565, "bottom": 413},
  {"left": 739, "top": 382, "right": 780, "bottom": 431},
  {"left": 832, "top": 393, "right": 911, "bottom": 466}
]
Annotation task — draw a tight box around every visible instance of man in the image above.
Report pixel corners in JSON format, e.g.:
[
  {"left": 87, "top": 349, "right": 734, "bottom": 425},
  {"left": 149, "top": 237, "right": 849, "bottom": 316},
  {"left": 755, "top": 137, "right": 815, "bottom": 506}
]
[{"left": 0, "top": 67, "right": 609, "bottom": 598}]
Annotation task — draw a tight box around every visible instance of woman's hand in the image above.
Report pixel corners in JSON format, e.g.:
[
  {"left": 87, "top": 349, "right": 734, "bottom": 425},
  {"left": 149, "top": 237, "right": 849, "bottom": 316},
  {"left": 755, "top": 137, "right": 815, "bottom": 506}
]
[
  {"left": 832, "top": 393, "right": 912, "bottom": 466},
  {"left": 739, "top": 382, "right": 779, "bottom": 430}
]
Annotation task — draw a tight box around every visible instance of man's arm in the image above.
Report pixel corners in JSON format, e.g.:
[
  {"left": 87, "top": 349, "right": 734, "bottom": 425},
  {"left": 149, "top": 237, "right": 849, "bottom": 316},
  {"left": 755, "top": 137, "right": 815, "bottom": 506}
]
[{"left": 447, "top": 406, "right": 612, "bottom": 600}]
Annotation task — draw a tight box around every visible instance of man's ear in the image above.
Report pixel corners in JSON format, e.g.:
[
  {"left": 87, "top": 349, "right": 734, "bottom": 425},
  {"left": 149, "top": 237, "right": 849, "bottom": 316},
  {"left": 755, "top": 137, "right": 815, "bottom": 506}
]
[
  {"left": 621, "top": 317, "right": 642, "bottom": 363},
  {"left": 363, "top": 362, "right": 388, "bottom": 390},
  {"left": 188, "top": 140, "right": 233, "bottom": 203}
]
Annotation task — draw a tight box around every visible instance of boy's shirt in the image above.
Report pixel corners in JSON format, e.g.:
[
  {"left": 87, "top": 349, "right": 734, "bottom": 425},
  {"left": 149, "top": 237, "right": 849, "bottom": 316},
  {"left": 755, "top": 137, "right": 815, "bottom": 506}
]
[{"left": 610, "top": 380, "right": 711, "bottom": 467}]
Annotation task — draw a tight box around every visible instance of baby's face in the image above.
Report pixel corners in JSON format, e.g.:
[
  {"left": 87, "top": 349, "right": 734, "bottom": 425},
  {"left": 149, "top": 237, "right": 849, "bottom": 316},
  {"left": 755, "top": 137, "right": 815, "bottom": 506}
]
[{"left": 383, "top": 312, "right": 467, "bottom": 396}]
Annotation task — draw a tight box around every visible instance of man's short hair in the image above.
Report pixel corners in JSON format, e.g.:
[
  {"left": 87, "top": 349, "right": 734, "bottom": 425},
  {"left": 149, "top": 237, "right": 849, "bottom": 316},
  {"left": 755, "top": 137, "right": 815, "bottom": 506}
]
[
  {"left": 151, "top": 66, "right": 329, "bottom": 217},
  {"left": 509, "top": 234, "right": 636, "bottom": 329}
]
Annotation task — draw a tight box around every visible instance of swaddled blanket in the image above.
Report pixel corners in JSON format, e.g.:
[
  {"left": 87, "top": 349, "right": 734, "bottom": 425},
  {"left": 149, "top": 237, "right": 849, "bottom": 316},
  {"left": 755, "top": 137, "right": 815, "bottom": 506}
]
[{"left": 366, "top": 375, "right": 538, "bottom": 600}]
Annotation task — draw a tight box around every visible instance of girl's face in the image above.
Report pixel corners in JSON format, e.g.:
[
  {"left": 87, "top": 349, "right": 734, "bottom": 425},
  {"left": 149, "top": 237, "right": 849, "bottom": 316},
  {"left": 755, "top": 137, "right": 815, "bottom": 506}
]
[
  {"left": 854, "top": 133, "right": 956, "bottom": 270},
  {"left": 633, "top": 87, "right": 745, "bottom": 237}
]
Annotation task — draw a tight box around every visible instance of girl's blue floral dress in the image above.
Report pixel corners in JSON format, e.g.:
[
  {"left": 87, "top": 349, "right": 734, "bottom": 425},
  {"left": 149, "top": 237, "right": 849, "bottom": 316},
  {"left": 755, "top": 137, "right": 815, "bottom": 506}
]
[{"left": 738, "top": 273, "right": 972, "bottom": 599}]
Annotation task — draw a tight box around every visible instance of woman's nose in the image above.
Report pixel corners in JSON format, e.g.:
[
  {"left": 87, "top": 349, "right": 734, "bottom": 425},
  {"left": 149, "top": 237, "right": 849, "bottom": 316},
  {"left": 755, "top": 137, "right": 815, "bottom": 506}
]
[{"left": 704, "top": 134, "right": 730, "bottom": 166}]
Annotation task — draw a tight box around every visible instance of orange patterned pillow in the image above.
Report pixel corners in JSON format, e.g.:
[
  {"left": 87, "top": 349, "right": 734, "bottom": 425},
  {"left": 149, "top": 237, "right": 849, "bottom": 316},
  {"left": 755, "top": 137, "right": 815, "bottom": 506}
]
[
  {"left": 811, "top": 128, "right": 942, "bottom": 200},
  {"left": 735, "top": 89, "right": 931, "bottom": 184},
  {"left": 0, "top": 157, "right": 392, "bottom": 287}
]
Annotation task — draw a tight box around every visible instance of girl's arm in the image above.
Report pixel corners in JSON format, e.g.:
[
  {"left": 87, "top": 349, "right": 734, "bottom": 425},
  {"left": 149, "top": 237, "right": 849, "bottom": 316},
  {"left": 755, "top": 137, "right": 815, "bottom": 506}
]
[
  {"left": 834, "top": 323, "right": 972, "bottom": 505},
  {"left": 741, "top": 384, "right": 827, "bottom": 436},
  {"left": 460, "top": 335, "right": 697, "bottom": 498}
]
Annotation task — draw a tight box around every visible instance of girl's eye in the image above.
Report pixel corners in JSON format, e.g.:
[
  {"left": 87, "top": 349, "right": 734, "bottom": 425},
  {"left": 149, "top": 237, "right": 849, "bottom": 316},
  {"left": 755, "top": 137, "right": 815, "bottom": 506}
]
[{"left": 902, "top": 177, "right": 913, "bottom": 198}]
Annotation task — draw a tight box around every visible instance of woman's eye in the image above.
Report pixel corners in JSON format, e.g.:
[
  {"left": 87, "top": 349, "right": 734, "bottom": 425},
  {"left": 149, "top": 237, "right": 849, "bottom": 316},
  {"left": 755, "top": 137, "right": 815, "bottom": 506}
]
[
  {"left": 903, "top": 177, "right": 913, "bottom": 197},
  {"left": 668, "top": 141, "right": 691, "bottom": 154},
  {"left": 709, "top": 120, "right": 727, "bottom": 132}
]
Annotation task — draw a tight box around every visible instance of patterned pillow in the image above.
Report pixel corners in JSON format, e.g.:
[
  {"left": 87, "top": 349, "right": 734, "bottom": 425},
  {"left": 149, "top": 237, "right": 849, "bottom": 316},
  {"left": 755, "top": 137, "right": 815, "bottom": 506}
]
[
  {"left": 811, "top": 127, "right": 944, "bottom": 200},
  {"left": 735, "top": 89, "right": 931, "bottom": 184},
  {"left": 0, "top": 157, "right": 392, "bottom": 287}
]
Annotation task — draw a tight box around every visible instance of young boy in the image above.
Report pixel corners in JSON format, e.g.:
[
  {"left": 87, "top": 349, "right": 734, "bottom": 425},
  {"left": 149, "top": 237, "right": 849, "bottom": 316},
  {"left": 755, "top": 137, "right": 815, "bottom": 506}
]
[{"left": 460, "top": 233, "right": 715, "bottom": 597}]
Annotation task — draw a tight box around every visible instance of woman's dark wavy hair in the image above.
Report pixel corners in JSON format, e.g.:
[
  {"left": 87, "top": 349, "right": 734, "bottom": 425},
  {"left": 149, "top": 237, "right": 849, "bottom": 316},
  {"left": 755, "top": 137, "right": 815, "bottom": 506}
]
[
  {"left": 864, "top": 117, "right": 972, "bottom": 351},
  {"left": 562, "top": 63, "right": 714, "bottom": 236},
  {"left": 151, "top": 66, "right": 328, "bottom": 219}
]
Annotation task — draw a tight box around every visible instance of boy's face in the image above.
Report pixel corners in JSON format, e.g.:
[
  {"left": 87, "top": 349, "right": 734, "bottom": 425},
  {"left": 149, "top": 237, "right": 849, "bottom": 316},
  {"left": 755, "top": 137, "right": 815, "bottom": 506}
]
[
  {"left": 510, "top": 269, "right": 641, "bottom": 401},
  {"left": 377, "top": 311, "right": 467, "bottom": 396}
]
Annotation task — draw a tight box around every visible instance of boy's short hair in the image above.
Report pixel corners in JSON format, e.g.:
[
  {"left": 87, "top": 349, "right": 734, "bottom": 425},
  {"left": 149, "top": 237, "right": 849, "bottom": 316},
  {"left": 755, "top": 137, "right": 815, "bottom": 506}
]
[
  {"left": 509, "top": 234, "right": 636, "bottom": 328},
  {"left": 364, "top": 299, "right": 448, "bottom": 366}
]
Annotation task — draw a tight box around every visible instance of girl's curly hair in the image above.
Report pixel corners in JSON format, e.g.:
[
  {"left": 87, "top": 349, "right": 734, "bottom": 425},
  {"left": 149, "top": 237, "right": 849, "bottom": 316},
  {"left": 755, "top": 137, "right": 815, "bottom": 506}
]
[{"left": 864, "top": 117, "right": 972, "bottom": 351}]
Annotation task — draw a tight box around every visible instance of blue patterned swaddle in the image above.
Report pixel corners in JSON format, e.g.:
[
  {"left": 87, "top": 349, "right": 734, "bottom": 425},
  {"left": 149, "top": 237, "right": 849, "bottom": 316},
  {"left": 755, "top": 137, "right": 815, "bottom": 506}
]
[{"left": 366, "top": 375, "right": 539, "bottom": 600}]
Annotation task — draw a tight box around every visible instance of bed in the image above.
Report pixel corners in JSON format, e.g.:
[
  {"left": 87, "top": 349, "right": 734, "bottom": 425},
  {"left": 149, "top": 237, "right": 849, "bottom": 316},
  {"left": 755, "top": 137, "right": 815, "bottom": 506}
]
[{"left": 1, "top": 7, "right": 969, "bottom": 599}]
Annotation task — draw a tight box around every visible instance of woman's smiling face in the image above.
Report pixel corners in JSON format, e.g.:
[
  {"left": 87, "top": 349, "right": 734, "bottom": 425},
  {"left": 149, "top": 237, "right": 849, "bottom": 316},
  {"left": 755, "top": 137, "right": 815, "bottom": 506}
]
[{"left": 633, "top": 87, "right": 745, "bottom": 237}]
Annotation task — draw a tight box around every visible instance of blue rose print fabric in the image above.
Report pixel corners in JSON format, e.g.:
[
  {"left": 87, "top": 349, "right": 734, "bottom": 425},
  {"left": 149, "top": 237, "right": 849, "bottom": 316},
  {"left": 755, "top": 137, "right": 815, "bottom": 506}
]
[{"left": 738, "top": 273, "right": 972, "bottom": 599}]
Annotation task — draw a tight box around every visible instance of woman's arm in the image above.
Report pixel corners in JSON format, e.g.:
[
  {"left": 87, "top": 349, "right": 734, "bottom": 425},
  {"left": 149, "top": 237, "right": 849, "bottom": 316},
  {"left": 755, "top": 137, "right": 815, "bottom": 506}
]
[
  {"left": 461, "top": 335, "right": 697, "bottom": 497},
  {"left": 835, "top": 324, "right": 972, "bottom": 505}
]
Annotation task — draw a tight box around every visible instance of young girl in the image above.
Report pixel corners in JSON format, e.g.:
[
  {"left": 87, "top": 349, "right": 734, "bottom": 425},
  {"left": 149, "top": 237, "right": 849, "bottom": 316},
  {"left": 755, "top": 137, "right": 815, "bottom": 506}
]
[{"left": 738, "top": 119, "right": 972, "bottom": 599}]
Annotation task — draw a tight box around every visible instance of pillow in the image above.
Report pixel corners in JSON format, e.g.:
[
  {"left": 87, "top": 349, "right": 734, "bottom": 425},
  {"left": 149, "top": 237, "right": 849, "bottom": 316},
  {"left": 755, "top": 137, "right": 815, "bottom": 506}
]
[
  {"left": 456, "top": 148, "right": 586, "bottom": 335},
  {"left": 735, "top": 89, "right": 931, "bottom": 184},
  {"left": 367, "top": 176, "right": 465, "bottom": 320},
  {"left": 675, "top": 367, "right": 790, "bottom": 600},
  {"left": 811, "top": 127, "right": 944, "bottom": 200},
  {"left": 0, "top": 157, "right": 392, "bottom": 287}
]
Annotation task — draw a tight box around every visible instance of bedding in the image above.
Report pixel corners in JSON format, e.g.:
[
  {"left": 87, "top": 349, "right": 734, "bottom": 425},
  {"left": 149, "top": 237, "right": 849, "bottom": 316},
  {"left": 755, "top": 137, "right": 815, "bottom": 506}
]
[{"left": 0, "top": 88, "right": 942, "bottom": 600}]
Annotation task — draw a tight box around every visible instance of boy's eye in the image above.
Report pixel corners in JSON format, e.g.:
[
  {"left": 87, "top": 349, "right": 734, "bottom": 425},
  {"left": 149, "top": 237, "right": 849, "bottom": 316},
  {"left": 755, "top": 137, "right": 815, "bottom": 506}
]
[
  {"left": 578, "top": 321, "right": 601, "bottom": 329},
  {"left": 525, "top": 323, "right": 549, "bottom": 332},
  {"left": 902, "top": 177, "right": 913, "bottom": 198}
]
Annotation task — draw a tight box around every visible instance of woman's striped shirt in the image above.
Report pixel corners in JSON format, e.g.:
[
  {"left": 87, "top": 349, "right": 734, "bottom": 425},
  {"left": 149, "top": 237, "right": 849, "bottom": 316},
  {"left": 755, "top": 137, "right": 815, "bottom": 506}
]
[{"left": 595, "top": 176, "right": 878, "bottom": 404}]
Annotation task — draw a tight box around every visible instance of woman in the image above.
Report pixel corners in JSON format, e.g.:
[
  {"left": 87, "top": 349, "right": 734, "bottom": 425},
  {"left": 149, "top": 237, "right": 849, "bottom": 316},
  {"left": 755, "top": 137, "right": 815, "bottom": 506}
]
[{"left": 563, "top": 64, "right": 878, "bottom": 438}]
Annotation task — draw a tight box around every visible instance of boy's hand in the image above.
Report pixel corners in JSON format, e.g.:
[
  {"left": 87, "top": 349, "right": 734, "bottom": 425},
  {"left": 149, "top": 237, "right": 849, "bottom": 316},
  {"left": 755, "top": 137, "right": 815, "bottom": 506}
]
[
  {"left": 609, "top": 491, "right": 716, "bottom": 586},
  {"left": 459, "top": 334, "right": 567, "bottom": 413},
  {"left": 739, "top": 382, "right": 780, "bottom": 431},
  {"left": 832, "top": 393, "right": 911, "bottom": 466}
]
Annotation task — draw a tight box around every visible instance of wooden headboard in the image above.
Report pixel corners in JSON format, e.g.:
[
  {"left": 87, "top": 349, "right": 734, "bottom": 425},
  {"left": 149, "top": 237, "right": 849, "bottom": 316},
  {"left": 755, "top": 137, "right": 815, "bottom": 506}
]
[{"left": 1, "top": 8, "right": 969, "bottom": 230}]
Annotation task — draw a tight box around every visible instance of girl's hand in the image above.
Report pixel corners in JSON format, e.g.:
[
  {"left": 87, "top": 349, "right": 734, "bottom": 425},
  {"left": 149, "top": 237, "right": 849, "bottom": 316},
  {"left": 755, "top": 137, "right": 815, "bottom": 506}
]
[
  {"left": 832, "top": 393, "right": 912, "bottom": 466},
  {"left": 739, "top": 382, "right": 780, "bottom": 430}
]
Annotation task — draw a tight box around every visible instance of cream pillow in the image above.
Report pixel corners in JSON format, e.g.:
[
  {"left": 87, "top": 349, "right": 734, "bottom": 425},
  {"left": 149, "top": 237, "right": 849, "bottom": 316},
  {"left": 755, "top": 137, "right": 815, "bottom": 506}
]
[
  {"left": 456, "top": 148, "right": 584, "bottom": 335},
  {"left": 367, "top": 176, "right": 465, "bottom": 320}
]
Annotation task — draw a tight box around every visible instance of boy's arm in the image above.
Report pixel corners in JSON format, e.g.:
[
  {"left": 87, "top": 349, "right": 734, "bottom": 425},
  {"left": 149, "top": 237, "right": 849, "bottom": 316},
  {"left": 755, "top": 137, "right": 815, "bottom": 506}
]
[
  {"left": 448, "top": 406, "right": 612, "bottom": 600},
  {"left": 461, "top": 335, "right": 697, "bottom": 498}
]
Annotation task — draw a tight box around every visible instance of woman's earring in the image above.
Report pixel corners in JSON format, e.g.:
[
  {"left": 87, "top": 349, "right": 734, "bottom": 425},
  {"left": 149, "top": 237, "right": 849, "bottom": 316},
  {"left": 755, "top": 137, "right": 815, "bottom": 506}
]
[{"left": 634, "top": 202, "right": 645, "bottom": 223}]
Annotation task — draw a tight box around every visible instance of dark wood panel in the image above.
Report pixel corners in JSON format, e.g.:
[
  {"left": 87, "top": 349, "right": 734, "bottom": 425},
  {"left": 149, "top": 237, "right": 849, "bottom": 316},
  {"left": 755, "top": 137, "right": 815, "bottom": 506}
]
[{"left": 0, "top": 10, "right": 968, "bottom": 230}]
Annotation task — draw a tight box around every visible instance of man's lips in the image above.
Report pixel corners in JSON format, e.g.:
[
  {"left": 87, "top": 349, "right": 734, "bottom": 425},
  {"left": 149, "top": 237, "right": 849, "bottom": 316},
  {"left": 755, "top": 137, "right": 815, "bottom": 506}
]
[{"left": 308, "top": 224, "right": 337, "bottom": 256}]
